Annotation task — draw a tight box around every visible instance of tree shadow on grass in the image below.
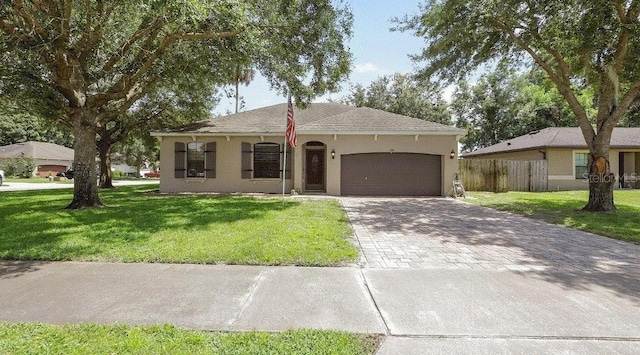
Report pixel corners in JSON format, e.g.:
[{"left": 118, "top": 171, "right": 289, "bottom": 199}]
[
  {"left": 343, "top": 197, "right": 640, "bottom": 304},
  {"left": 0, "top": 186, "right": 300, "bottom": 262}
]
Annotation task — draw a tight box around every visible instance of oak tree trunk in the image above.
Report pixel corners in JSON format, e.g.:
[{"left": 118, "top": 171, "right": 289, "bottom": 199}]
[
  {"left": 582, "top": 154, "right": 616, "bottom": 212},
  {"left": 66, "top": 120, "right": 102, "bottom": 209},
  {"left": 97, "top": 142, "right": 114, "bottom": 189}
]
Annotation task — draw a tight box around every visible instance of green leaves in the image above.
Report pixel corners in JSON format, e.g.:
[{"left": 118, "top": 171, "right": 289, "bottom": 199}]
[
  {"left": 342, "top": 73, "right": 452, "bottom": 125},
  {"left": 452, "top": 66, "right": 594, "bottom": 152}
]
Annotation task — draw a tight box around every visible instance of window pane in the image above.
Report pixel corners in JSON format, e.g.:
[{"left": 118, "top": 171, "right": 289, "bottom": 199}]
[
  {"left": 575, "top": 153, "right": 588, "bottom": 179},
  {"left": 187, "top": 142, "right": 205, "bottom": 177},
  {"left": 254, "top": 143, "right": 281, "bottom": 178}
]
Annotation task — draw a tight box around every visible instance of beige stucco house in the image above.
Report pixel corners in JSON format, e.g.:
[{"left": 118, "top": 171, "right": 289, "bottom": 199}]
[
  {"left": 0, "top": 141, "right": 73, "bottom": 177},
  {"left": 462, "top": 127, "right": 640, "bottom": 190},
  {"left": 152, "top": 103, "right": 466, "bottom": 196}
]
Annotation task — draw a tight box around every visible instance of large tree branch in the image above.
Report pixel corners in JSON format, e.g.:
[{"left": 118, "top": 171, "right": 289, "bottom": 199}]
[
  {"left": 498, "top": 24, "right": 595, "bottom": 142},
  {"left": 92, "top": 29, "right": 242, "bottom": 106},
  {"left": 627, "top": 0, "right": 640, "bottom": 19},
  {"left": 100, "top": 17, "right": 167, "bottom": 74},
  {"left": 77, "top": 1, "right": 112, "bottom": 64},
  {"left": 612, "top": 80, "right": 640, "bottom": 124},
  {"left": 58, "top": 0, "right": 73, "bottom": 45},
  {"left": 11, "top": 0, "right": 48, "bottom": 39}
]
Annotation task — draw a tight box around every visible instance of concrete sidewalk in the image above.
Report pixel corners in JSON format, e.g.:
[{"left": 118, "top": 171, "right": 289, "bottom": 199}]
[{"left": 1, "top": 261, "right": 639, "bottom": 353}]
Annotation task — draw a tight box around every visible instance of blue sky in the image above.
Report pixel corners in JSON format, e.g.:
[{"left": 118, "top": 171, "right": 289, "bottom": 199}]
[{"left": 215, "top": 1, "right": 428, "bottom": 115}]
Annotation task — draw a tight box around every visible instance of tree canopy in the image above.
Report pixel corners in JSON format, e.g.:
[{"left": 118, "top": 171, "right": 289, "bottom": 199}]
[
  {"left": 1, "top": 0, "right": 353, "bottom": 208},
  {"left": 453, "top": 66, "right": 594, "bottom": 152},
  {"left": 400, "top": 0, "right": 640, "bottom": 211},
  {"left": 342, "top": 73, "right": 451, "bottom": 125},
  {"left": 0, "top": 99, "right": 73, "bottom": 147}
]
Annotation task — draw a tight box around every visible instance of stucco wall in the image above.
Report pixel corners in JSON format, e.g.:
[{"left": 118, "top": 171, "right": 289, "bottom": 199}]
[
  {"left": 546, "top": 149, "right": 637, "bottom": 190},
  {"left": 158, "top": 133, "right": 460, "bottom": 196},
  {"left": 159, "top": 136, "right": 293, "bottom": 194},
  {"left": 296, "top": 134, "right": 459, "bottom": 195}
]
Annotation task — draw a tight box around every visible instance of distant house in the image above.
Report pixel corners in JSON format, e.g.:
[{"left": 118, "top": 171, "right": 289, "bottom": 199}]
[
  {"left": 462, "top": 127, "right": 640, "bottom": 190},
  {"left": 0, "top": 141, "right": 74, "bottom": 177},
  {"left": 152, "top": 103, "right": 466, "bottom": 196}
]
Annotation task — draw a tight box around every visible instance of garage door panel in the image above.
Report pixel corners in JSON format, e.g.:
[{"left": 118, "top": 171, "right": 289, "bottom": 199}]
[{"left": 341, "top": 153, "right": 441, "bottom": 196}]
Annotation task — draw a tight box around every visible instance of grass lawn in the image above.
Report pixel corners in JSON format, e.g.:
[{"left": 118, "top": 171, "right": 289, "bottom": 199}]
[
  {"left": 0, "top": 323, "right": 381, "bottom": 355},
  {"left": 466, "top": 190, "right": 640, "bottom": 244},
  {"left": 3, "top": 177, "right": 73, "bottom": 184},
  {"left": 0, "top": 186, "right": 357, "bottom": 265}
]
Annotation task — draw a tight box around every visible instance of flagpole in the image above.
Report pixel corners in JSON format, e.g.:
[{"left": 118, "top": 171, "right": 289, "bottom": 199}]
[
  {"left": 282, "top": 128, "right": 287, "bottom": 200},
  {"left": 282, "top": 93, "right": 290, "bottom": 200},
  {"left": 283, "top": 92, "right": 297, "bottom": 201}
]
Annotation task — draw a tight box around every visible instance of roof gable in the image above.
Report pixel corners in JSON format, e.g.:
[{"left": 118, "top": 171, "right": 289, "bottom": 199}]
[
  {"left": 462, "top": 127, "right": 640, "bottom": 157},
  {"left": 159, "top": 103, "right": 465, "bottom": 136}
]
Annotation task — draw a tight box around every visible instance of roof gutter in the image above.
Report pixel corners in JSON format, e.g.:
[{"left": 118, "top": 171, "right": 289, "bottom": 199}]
[{"left": 151, "top": 129, "right": 467, "bottom": 137}]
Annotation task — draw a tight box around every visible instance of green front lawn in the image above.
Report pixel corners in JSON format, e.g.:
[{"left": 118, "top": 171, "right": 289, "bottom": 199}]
[
  {"left": 0, "top": 324, "right": 381, "bottom": 355},
  {"left": 3, "top": 177, "right": 73, "bottom": 184},
  {"left": 0, "top": 187, "right": 357, "bottom": 265},
  {"left": 466, "top": 190, "right": 640, "bottom": 243}
]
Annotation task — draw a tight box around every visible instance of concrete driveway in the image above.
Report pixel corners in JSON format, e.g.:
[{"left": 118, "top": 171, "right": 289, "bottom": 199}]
[
  {"left": 341, "top": 197, "right": 640, "bottom": 353},
  {"left": 342, "top": 197, "right": 640, "bottom": 273}
]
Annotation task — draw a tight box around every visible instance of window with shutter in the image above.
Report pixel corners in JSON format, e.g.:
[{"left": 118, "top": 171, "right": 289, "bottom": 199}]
[
  {"left": 254, "top": 143, "right": 281, "bottom": 178},
  {"left": 241, "top": 142, "right": 252, "bottom": 179},
  {"left": 187, "top": 142, "right": 205, "bottom": 177},
  {"left": 174, "top": 142, "right": 186, "bottom": 178},
  {"left": 205, "top": 142, "right": 216, "bottom": 179}
]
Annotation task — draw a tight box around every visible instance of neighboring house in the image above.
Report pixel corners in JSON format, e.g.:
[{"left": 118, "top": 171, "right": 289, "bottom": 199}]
[
  {"left": 0, "top": 141, "right": 74, "bottom": 177},
  {"left": 111, "top": 153, "right": 153, "bottom": 177},
  {"left": 462, "top": 127, "right": 640, "bottom": 190},
  {"left": 152, "top": 103, "right": 466, "bottom": 196},
  {"left": 111, "top": 162, "right": 153, "bottom": 177}
]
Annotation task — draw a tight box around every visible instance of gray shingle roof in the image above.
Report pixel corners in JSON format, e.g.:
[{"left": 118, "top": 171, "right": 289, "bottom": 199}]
[
  {"left": 0, "top": 141, "right": 74, "bottom": 161},
  {"left": 462, "top": 127, "right": 640, "bottom": 157},
  {"left": 157, "top": 103, "right": 466, "bottom": 136}
]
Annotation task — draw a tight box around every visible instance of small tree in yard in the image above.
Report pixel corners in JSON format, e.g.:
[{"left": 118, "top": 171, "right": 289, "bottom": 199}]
[
  {"left": 1, "top": 1, "right": 352, "bottom": 209},
  {"left": 399, "top": 0, "right": 640, "bottom": 211}
]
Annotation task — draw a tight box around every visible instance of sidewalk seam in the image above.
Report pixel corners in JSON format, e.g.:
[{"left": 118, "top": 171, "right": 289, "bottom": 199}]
[
  {"left": 227, "top": 269, "right": 265, "bottom": 328},
  {"left": 359, "top": 269, "right": 390, "bottom": 335}
]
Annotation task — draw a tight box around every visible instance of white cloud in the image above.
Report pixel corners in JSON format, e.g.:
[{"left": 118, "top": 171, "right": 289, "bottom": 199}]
[{"left": 353, "top": 62, "right": 383, "bottom": 74}]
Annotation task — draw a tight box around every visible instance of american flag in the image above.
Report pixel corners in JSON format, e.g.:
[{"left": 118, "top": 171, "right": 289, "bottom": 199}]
[{"left": 285, "top": 94, "right": 297, "bottom": 148}]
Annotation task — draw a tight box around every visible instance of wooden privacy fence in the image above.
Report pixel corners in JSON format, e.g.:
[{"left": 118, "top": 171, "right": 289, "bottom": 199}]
[
  {"left": 507, "top": 160, "right": 548, "bottom": 192},
  {"left": 459, "top": 159, "right": 508, "bottom": 192},
  {"left": 459, "top": 159, "right": 548, "bottom": 192}
]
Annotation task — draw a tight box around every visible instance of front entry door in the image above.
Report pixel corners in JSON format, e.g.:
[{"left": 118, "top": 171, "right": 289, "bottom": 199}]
[{"left": 305, "top": 149, "right": 325, "bottom": 191}]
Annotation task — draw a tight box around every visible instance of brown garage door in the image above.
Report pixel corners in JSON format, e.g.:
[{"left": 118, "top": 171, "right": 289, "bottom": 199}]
[{"left": 341, "top": 153, "right": 441, "bottom": 196}]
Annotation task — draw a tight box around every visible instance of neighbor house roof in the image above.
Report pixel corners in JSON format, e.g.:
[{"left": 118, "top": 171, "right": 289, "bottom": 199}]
[
  {"left": 153, "top": 103, "right": 466, "bottom": 136},
  {"left": 0, "top": 141, "right": 74, "bottom": 161},
  {"left": 463, "top": 127, "right": 640, "bottom": 157}
]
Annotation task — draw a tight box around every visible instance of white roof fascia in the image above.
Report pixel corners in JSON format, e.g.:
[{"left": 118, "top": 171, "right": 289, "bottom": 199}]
[{"left": 151, "top": 129, "right": 467, "bottom": 137}]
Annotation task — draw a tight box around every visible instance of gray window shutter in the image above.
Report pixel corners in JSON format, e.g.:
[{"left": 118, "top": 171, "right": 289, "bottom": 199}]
[
  {"left": 241, "top": 142, "right": 252, "bottom": 179},
  {"left": 205, "top": 142, "right": 216, "bottom": 179},
  {"left": 284, "top": 144, "right": 292, "bottom": 179},
  {"left": 174, "top": 142, "right": 186, "bottom": 178}
]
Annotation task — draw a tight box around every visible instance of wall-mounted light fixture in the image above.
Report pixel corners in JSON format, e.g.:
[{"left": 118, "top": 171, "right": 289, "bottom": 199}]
[
  {"left": 331, "top": 149, "right": 336, "bottom": 159},
  {"left": 449, "top": 150, "right": 456, "bottom": 159}
]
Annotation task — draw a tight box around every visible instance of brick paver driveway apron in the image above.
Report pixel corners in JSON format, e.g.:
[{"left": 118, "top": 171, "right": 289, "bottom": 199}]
[{"left": 341, "top": 197, "right": 640, "bottom": 274}]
